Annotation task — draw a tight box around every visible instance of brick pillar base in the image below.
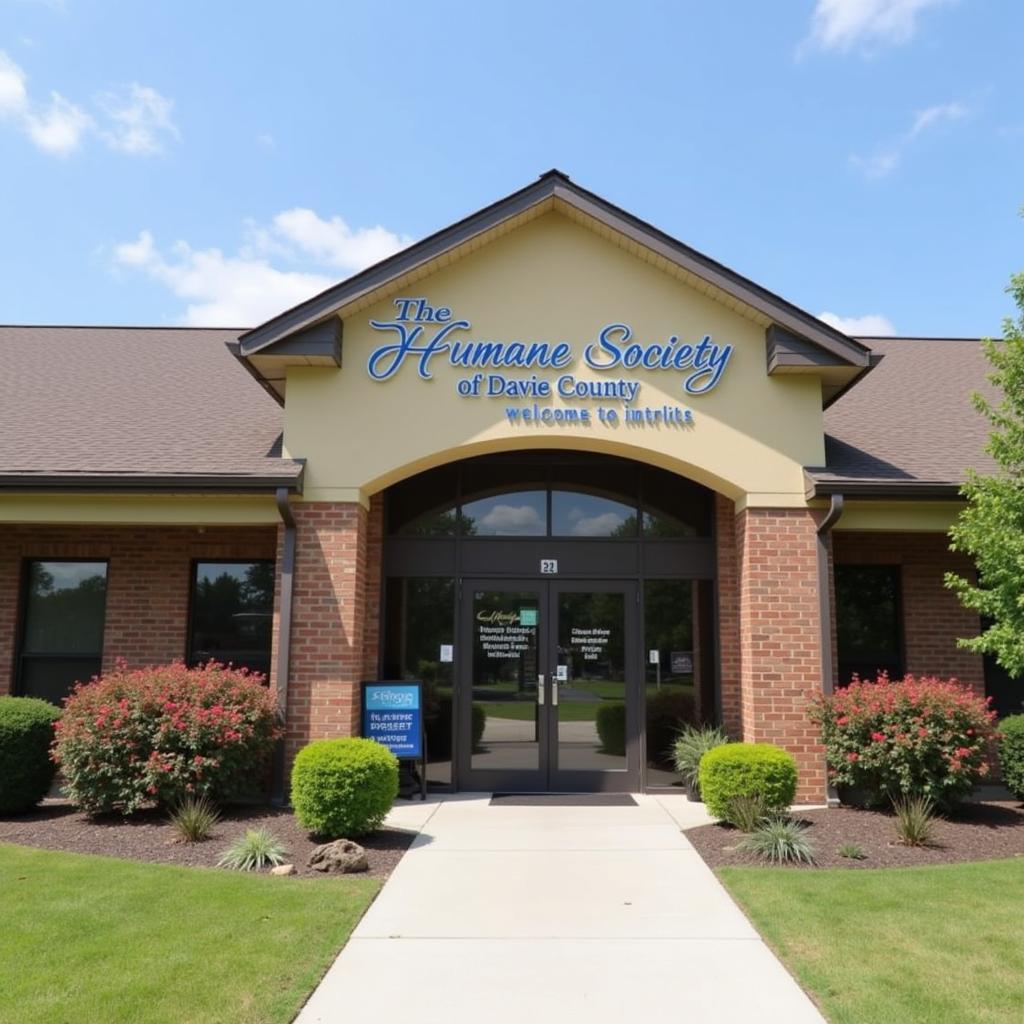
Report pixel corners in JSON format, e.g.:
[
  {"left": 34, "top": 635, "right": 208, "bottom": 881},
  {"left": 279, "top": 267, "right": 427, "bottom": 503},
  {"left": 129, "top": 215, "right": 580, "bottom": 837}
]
[
  {"left": 282, "top": 501, "right": 372, "bottom": 769},
  {"left": 736, "top": 507, "right": 827, "bottom": 803}
]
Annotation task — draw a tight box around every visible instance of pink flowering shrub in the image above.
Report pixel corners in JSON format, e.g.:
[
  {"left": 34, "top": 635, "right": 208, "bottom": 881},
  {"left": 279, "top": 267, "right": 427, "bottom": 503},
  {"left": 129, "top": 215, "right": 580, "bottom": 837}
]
[
  {"left": 808, "top": 674, "right": 997, "bottom": 810},
  {"left": 53, "top": 660, "right": 281, "bottom": 815}
]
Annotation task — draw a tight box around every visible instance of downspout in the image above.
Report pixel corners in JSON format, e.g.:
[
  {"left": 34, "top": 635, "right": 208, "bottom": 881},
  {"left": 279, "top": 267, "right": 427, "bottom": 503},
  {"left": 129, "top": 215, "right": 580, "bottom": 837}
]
[
  {"left": 816, "top": 493, "right": 844, "bottom": 806},
  {"left": 271, "top": 487, "right": 297, "bottom": 805}
]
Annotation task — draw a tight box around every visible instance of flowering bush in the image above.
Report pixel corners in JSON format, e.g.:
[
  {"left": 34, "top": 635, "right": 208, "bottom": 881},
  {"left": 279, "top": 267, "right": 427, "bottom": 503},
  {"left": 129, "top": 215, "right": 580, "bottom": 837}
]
[
  {"left": 808, "top": 674, "right": 997, "bottom": 809},
  {"left": 53, "top": 660, "right": 281, "bottom": 815}
]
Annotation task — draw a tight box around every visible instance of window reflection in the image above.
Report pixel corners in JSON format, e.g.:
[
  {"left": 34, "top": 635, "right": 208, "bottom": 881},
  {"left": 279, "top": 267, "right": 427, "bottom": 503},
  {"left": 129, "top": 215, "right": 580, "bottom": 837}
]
[
  {"left": 461, "top": 491, "right": 547, "bottom": 536},
  {"left": 552, "top": 492, "right": 637, "bottom": 537},
  {"left": 189, "top": 561, "right": 274, "bottom": 678}
]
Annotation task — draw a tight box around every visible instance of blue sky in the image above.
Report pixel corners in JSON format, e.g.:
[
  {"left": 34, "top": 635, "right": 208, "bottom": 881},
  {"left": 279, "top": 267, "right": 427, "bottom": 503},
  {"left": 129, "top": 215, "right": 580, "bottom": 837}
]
[{"left": 0, "top": 0, "right": 1020, "bottom": 336}]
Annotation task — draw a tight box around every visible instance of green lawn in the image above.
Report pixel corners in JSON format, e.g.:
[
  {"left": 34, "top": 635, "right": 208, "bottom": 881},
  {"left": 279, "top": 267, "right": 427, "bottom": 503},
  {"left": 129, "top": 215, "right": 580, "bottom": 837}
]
[
  {"left": 720, "top": 859, "right": 1024, "bottom": 1024},
  {"left": 0, "top": 842, "right": 379, "bottom": 1024}
]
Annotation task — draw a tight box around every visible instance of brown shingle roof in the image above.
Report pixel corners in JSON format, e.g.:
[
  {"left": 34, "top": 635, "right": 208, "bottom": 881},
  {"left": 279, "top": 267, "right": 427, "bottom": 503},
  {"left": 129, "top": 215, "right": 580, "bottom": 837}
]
[
  {"left": 815, "top": 337, "right": 997, "bottom": 495},
  {"left": 0, "top": 326, "right": 301, "bottom": 488}
]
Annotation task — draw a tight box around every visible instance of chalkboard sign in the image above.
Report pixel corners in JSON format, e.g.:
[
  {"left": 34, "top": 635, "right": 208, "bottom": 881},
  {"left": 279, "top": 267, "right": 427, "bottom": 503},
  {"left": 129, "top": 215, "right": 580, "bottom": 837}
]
[{"left": 361, "top": 682, "right": 424, "bottom": 758}]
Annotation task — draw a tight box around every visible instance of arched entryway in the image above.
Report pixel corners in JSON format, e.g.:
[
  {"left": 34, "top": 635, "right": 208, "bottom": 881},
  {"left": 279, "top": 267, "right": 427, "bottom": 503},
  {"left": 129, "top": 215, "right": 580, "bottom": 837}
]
[{"left": 378, "top": 450, "right": 718, "bottom": 792}]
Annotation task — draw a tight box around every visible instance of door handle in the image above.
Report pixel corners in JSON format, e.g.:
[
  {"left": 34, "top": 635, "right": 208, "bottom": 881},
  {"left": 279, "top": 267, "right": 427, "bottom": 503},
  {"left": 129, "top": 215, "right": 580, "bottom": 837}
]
[
  {"left": 537, "top": 674, "right": 545, "bottom": 705},
  {"left": 552, "top": 680, "right": 559, "bottom": 706}
]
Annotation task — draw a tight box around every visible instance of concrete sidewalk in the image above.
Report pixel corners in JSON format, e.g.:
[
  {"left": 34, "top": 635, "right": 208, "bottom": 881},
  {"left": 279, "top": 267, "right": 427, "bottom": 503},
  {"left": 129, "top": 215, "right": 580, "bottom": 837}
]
[{"left": 295, "top": 794, "right": 825, "bottom": 1024}]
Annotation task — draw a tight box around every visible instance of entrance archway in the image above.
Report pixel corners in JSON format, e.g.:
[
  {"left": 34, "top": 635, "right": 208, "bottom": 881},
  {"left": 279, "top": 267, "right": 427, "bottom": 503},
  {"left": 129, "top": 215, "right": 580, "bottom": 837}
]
[{"left": 379, "top": 450, "right": 718, "bottom": 792}]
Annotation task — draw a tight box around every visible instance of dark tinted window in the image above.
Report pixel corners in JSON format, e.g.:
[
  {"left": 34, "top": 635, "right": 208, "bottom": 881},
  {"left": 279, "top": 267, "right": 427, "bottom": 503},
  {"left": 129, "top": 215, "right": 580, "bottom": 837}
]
[
  {"left": 189, "top": 561, "right": 274, "bottom": 678},
  {"left": 461, "top": 462, "right": 547, "bottom": 536},
  {"left": 387, "top": 464, "right": 459, "bottom": 535},
  {"left": 835, "top": 565, "right": 903, "bottom": 684},
  {"left": 641, "top": 466, "right": 711, "bottom": 537},
  {"left": 19, "top": 560, "right": 108, "bottom": 704},
  {"left": 552, "top": 462, "right": 637, "bottom": 537}
]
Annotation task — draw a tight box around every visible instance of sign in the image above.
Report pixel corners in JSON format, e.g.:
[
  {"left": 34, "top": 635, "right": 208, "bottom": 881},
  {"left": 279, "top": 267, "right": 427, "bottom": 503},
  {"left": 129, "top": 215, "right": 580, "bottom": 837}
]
[
  {"left": 361, "top": 682, "right": 423, "bottom": 759},
  {"left": 519, "top": 607, "right": 538, "bottom": 626},
  {"left": 671, "top": 651, "right": 694, "bottom": 675},
  {"left": 649, "top": 649, "right": 660, "bottom": 665},
  {"left": 540, "top": 558, "right": 558, "bottom": 575},
  {"left": 366, "top": 297, "right": 733, "bottom": 429},
  {"left": 439, "top": 644, "right": 453, "bottom": 663},
  {"left": 556, "top": 664, "right": 568, "bottom": 681}
]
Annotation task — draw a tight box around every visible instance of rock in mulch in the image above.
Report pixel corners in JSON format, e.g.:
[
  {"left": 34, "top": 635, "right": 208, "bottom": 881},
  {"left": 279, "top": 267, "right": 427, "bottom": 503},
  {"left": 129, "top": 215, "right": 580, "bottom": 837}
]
[
  {"left": 271, "top": 863, "right": 297, "bottom": 876},
  {"left": 308, "top": 838, "right": 369, "bottom": 873}
]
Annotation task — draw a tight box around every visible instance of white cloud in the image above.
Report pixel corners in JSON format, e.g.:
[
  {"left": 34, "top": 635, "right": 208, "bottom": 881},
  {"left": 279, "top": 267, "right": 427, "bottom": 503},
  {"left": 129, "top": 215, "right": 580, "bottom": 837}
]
[
  {"left": 24, "top": 91, "right": 91, "bottom": 156},
  {"left": 271, "top": 208, "right": 414, "bottom": 272},
  {"left": 909, "top": 100, "right": 968, "bottom": 137},
  {"left": 819, "top": 311, "right": 897, "bottom": 335},
  {"left": 256, "top": 132, "right": 275, "bottom": 148},
  {"left": 112, "top": 208, "right": 414, "bottom": 326},
  {"left": 98, "top": 84, "right": 179, "bottom": 155},
  {"left": 0, "top": 52, "right": 28, "bottom": 116},
  {"left": 804, "top": 0, "right": 952, "bottom": 54},
  {"left": 569, "top": 511, "right": 627, "bottom": 537},
  {"left": 0, "top": 50, "right": 177, "bottom": 157},
  {"left": 851, "top": 98, "right": 970, "bottom": 179},
  {"left": 477, "top": 504, "right": 545, "bottom": 535}
]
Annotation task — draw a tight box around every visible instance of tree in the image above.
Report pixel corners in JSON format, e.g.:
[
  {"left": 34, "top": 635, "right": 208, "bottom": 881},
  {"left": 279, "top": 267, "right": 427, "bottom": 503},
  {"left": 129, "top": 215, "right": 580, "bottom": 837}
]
[{"left": 947, "top": 272, "right": 1024, "bottom": 675}]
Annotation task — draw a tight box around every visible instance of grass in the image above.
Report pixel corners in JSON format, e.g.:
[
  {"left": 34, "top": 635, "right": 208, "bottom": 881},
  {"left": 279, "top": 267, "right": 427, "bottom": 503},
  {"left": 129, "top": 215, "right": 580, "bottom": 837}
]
[
  {"left": 0, "top": 842, "right": 379, "bottom": 1024},
  {"left": 720, "top": 859, "right": 1024, "bottom": 1024}
]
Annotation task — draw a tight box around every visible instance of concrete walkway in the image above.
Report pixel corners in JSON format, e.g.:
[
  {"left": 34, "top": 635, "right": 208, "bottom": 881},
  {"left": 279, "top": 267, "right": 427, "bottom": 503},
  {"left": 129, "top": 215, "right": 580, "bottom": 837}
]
[{"left": 295, "top": 794, "right": 825, "bottom": 1024}]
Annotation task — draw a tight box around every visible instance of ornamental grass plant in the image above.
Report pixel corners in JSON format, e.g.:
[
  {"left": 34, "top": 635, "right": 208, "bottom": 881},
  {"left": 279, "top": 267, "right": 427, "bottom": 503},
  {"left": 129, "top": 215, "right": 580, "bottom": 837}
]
[{"left": 809, "top": 674, "right": 996, "bottom": 811}]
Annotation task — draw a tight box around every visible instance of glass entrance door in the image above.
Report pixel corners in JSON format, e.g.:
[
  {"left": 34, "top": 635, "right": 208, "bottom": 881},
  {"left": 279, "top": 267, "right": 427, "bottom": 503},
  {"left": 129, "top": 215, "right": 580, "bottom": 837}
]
[{"left": 457, "top": 579, "right": 638, "bottom": 792}]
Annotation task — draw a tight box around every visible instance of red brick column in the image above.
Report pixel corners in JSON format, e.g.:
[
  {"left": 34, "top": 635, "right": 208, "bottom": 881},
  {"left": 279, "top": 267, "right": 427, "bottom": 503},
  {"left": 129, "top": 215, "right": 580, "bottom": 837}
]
[
  {"left": 284, "top": 501, "right": 374, "bottom": 765},
  {"left": 736, "top": 507, "right": 827, "bottom": 803}
]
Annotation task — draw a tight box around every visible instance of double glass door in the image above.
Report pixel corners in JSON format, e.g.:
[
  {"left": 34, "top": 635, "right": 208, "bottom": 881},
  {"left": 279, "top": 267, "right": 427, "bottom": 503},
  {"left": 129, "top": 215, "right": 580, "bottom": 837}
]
[{"left": 458, "top": 579, "right": 639, "bottom": 792}]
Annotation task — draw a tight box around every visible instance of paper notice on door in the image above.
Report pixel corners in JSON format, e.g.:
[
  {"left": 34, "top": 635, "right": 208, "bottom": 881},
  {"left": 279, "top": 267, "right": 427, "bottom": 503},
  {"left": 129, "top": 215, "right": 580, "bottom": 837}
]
[
  {"left": 556, "top": 664, "right": 568, "bottom": 681},
  {"left": 649, "top": 649, "right": 660, "bottom": 664},
  {"left": 439, "top": 644, "right": 453, "bottom": 663}
]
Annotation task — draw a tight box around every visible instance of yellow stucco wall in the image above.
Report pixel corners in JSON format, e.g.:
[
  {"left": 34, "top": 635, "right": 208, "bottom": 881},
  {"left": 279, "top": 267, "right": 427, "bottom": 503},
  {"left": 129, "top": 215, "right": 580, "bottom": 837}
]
[
  {"left": 283, "top": 211, "right": 827, "bottom": 507},
  {"left": 0, "top": 494, "right": 280, "bottom": 525}
]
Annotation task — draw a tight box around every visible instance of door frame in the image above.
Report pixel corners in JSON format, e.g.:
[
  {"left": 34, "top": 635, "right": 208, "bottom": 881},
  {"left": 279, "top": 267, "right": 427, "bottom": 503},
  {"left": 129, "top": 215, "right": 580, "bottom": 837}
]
[{"left": 455, "top": 577, "right": 641, "bottom": 793}]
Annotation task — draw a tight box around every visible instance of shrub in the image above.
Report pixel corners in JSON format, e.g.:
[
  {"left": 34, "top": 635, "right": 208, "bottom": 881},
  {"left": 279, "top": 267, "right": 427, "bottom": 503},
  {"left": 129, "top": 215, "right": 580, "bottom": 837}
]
[
  {"left": 646, "top": 690, "right": 697, "bottom": 767},
  {"left": 169, "top": 795, "right": 220, "bottom": 843},
  {"left": 838, "top": 843, "right": 866, "bottom": 860},
  {"left": 595, "top": 702, "right": 626, "bottom": 756},
  {"left": 53, "top": 660, "right": 280, "bottom": 815},
  {"left": 809, "top": 674, "right": 997, "bottom": 810},
  {"left": 997, "top": 714, "right": 1024, "bottom": 801},
  {"left": 699, "top": 743, "right": 798, "bottom": 821},
  {"left": 893, "top": 795, "right": 938, "bottom": 847},
  {"left": 291, "top": 737, "right": 399, "bottom": 838},
  {"left": 672, "top": 724, "right": 730, "bottom": 796},
  {"left": 0, "top": 696, "right": 61, "bottom": 814},
  {"left": 217, "top": 827, "right": 287, "bottom": 870},
  {"left": 739, "top": 816, "right": 816, "bottom": 866},
  {"left": 724, "top": 794, "right": 766, "bottom": 832}
]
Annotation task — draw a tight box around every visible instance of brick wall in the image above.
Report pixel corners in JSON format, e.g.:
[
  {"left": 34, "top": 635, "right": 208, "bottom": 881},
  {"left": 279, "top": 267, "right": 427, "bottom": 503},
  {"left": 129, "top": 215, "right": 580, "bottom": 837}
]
[
  {"left": 283, "top": 502, "right": 378, "bottom": 765},
  {"left": 735, "top": 507, "right": 827, "bottom": 803},
  {"left": 0, "top": 524, "right": 276, "bottom": 696},
  {"left": 832, "top": 531, "right": 983, "bottom": 694}
]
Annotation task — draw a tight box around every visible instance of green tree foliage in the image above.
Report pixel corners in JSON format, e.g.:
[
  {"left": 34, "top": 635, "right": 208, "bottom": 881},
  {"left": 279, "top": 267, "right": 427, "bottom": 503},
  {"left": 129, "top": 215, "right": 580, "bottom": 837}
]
[{"left": 948, "top": 273, "right": 1024, "bottom": 675}]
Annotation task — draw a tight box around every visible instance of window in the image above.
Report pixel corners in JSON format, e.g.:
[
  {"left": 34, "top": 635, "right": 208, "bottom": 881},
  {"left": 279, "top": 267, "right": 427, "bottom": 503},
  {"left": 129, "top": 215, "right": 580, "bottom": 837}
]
[
  {"left": 189, "top": 561, "right": 274, "bottom": 678},
  {"left": 18, "top": 560, "right": 108, "bottom": 704},
  {"left": 835, "top": 565, "right": 903, "bottom": 684}
]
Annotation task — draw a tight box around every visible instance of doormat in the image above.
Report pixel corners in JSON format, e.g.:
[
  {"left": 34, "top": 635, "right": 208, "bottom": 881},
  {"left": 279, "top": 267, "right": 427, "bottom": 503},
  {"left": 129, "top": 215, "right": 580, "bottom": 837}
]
[{"left": 489, "top": 793, "right": 638, "bottom": 807}]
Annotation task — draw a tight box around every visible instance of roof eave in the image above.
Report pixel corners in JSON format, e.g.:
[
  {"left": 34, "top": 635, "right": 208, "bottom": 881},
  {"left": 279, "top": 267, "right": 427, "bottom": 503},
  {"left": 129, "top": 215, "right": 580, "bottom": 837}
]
[
  {"left": 804, "top": 470, "right": 963, "bottom": 502},
  {"left": 0, "top": 468, "right": 305, "bottom": 495}
]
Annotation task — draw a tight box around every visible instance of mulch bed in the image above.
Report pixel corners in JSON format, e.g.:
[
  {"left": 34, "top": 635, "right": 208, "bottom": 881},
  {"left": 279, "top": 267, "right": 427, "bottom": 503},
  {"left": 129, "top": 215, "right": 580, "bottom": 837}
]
[
  {"left": 688, "top": 801, "right": 1024, "bottom": 869},
  {"left": 0, "top": 799, "right": 415, "bottom": 878}
]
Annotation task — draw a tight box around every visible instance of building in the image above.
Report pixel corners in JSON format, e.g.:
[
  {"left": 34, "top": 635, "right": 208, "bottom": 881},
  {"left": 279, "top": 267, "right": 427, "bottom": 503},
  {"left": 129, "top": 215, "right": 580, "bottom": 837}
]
[{"left": 0, "top": 171, "right": 1010, "bottom": 803}]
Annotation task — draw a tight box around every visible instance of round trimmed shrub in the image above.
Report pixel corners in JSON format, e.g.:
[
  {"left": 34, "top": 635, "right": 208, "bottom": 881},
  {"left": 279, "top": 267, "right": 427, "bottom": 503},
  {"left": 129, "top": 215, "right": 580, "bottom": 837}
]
[
  {"left": 0, "top": 696, "right": 61, "bottom": 814},
  {"left": 595, "top": 702, "right": 626, "bottom": 756},
  {"left": 291, "top": 737, "right": 399, "bottom": 838},
  {"left": 998, "top": 714, "right": 1024, "bottom": 801},
  {"left": 698, "top": 743, "right": 798, "bottom": 821}
]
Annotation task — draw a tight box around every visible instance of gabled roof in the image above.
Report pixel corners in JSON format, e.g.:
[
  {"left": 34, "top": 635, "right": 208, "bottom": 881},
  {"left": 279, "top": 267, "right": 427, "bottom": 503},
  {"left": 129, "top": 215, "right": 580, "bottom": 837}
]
[
  {"left": 806, "top": 336, "right": 998, "bottom": 499},
  {"left": 0, "top": 326, "right": 302, "bottom": 491},
  {"left": 238, "top": 170, "right": 872, "bottom": 397}
]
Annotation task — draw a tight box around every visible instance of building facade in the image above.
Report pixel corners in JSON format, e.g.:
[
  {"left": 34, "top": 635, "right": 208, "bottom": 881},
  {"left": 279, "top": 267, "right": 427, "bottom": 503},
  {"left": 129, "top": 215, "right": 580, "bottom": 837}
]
[{"left": 1, "top": 172, "right": 1010, "bottom": 803}]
